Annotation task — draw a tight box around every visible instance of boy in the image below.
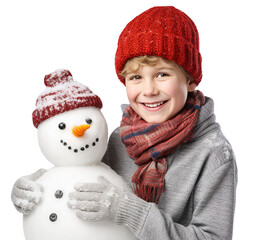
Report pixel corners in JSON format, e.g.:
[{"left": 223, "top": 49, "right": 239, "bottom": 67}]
[{"left": 12, "top": 6, "right": 237, "bottom": 240}]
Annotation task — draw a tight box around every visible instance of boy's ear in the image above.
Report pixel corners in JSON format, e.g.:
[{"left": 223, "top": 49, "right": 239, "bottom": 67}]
[{"left": 188, "top": 82, "right": 197, "bottom": 92}]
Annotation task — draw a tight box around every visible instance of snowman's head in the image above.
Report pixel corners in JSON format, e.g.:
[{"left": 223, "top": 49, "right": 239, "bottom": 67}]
[
  {"left": 38, "top": 107, "right": 108, "bottom": 166},
  {"left": 33, "top": 69, "right": 107, "bottom": 166}
]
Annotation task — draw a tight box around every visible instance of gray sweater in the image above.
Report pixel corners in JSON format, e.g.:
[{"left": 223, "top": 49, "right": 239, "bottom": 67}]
[{"left": 103, "top": 97, "right": 237, "bottom": 240}]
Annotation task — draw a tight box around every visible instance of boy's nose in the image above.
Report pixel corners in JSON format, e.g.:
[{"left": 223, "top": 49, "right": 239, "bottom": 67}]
[
  {"left": 142, "top": 79, "right": 159, "bottom": 96},
  {"left": 72, "top": 124, "right": 90, "bottom": 137}
]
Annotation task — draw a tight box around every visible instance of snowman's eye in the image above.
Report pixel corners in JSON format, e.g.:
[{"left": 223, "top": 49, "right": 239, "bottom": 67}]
[
  {"left": 86, "top": 118, "right": 92, "bottom": 124},
  {"left": 58, "top": 122, "right": 66, "bottom": 130}
]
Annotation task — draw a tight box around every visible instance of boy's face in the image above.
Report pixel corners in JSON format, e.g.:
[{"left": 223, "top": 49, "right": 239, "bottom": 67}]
[{"left": 125, "top": 58, "right": 196, "bottom": 123}]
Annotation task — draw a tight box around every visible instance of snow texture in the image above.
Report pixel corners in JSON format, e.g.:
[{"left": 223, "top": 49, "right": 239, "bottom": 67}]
[{"left": 35, "top": 81, "right": 95, "bottom": 110}]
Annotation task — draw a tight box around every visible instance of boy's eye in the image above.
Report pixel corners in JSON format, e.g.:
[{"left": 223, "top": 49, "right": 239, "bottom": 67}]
[
  {"left": 130, "top": 75, "right": 141, "bottom": 80},
  {"left": 157, "top": 73, "right": 169, "bottom": 78}
]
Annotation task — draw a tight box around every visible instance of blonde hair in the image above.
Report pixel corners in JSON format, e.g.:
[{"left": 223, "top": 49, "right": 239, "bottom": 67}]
[{"left": 120, "top": 55, "right": 193, "bottom": 82}]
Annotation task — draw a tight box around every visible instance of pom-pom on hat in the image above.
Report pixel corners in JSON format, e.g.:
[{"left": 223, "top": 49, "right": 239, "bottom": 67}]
[
  {"left": 32, "top": 69, "right": 102, "bottom": 128},
  {"left": 115, "top": 6, "right": 202, "bottom": 85}
]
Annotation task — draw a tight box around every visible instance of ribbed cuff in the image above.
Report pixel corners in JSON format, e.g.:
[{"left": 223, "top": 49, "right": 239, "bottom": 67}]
[{"left": 115, "top": 191, "right": 151, "bottom": 236}]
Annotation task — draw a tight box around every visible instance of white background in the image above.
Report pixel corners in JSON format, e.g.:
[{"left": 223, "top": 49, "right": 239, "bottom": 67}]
[{"left": 1, "top": 0, "right": 254, "bottom": 239}]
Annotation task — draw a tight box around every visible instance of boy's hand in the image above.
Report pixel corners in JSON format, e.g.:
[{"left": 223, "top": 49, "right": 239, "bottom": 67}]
[
  {"left": 11, "top": 169, "right": 46, "bottom": 215},
  {"left": 68, "top": 176, "right": 126, "bottom": 222}
]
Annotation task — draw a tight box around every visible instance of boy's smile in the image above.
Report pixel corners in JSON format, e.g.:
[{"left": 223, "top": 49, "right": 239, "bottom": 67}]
[
  {"left": 140, "top": 100, "right": 168, "bottom": 111},
  {"left": 125, "top": 58, "right": 196, "bottom": 123}
]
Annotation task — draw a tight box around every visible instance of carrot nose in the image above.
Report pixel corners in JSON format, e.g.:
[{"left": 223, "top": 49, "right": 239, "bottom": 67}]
[{"left": 72, "top": 124, "right": 90, "bottom": 137}]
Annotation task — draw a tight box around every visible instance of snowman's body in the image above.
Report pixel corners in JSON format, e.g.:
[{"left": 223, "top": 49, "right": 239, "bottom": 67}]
[
  {"left": 23, "top": 164, "right": 136, "bottom": 240},
  {"left": 23, "top": 88, "right": 137, "bottom": 240}
]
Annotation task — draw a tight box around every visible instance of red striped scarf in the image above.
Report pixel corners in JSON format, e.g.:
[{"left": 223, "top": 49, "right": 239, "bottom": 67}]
[{"left": 120, "top": 90, "right": 205, "bottom": 203}]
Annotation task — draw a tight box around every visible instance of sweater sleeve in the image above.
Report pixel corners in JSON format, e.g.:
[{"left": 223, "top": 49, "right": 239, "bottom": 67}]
[{"left": 116, "top": 159, "right": 237, "bottom": 240}]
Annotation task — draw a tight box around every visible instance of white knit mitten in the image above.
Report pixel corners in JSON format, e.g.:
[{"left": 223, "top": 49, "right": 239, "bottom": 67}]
[
  {"left": 68, "top": 176, "right": 125, "bottom": 222},
  {"left": 11, "top": 169, "right": 46, "bottom": 215},
  {"left": 68, "top": 175, "right": 151, "bottom": 235}
]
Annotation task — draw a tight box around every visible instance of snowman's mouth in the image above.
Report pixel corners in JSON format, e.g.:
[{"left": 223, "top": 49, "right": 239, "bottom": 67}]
[{"left": 60, "top": 138, "right": 99, "bottom": 153}]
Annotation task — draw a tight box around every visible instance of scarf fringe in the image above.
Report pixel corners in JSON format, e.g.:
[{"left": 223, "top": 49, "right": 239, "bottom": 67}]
[{"left": 133, "top": 183, "right": 164, "bottom": 204}]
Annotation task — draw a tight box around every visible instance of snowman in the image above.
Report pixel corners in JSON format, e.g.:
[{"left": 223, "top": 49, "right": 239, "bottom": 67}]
[{"left": 20, "top": 70, "right": 136, "bottom": 240}]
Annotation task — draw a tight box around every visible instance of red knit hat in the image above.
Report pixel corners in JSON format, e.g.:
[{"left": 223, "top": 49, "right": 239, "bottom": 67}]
[
  {"left": 32, "top": 69, "right": 102, "bottom": 128},
  {"left": 115, "top": 6, "right": 202, "bottom": 85}
]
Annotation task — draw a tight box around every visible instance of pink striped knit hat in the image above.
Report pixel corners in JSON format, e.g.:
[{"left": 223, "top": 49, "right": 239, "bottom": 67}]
[{"left": 32, "top": 69, "right": 102, "bottom": 128}]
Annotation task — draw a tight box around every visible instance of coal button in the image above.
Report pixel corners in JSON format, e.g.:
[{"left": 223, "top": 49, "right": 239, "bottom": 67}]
[
  {"left": 55, "top": 190, "right": 63, "bottom": 199},
  {"left": 49, "top": 213, "right": 57, "bottom": 222}
]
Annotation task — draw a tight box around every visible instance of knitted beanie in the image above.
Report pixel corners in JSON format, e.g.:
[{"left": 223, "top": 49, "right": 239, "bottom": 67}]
[
  {"left": 32, "top": 69, "right": 102, "bottom": 128},
  {"left": 115, "top": 6, "right": 202, "bottom": 85}
]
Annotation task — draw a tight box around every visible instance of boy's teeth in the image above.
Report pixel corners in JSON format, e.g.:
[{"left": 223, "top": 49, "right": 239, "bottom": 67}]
[{"left": 144, "top": 102, "right": 164, "bottom": 108}]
